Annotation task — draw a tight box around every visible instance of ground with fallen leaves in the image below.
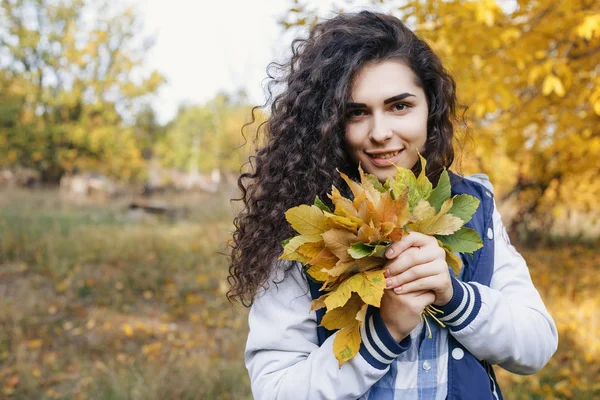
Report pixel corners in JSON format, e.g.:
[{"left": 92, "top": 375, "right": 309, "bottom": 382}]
[{"left": 0, "top": 187, "right": 598, "bottom": 399}]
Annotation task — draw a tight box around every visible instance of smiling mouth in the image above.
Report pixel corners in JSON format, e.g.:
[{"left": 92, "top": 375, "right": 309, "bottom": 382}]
[
  {"left": 368, "top": 150, "right": 401, "bottom": 159},
  {"left": 365, "top": 149, "right": 404, "bottom": 167}
]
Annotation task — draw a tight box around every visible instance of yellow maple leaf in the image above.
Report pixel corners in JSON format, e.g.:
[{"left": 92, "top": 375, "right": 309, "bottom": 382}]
[
  {"left": 355, "top": 303, "right": 368, "bottom": 328},
  {"left": 308, "top": 248, "right": 337, "bottom": 266},
  {"left": 322, "top": 229, "right": 358, "bottom": 261},
  {"left": 324, "top": 269, "right": 386, "bottom": 310},
  {"left": 285, "top": 205, "right": 328, "bottom": 241},
  {"left": 329, "top": 186, "right": 361, "bottom": 220},
  {"left": 333, "top": 319, "right": 361, "bottom": 368},
  {"left": 373, "top": 190, "right": 397, "bottom": 226},
  {"left": 306, "top": 264, "right": 334, "bottom": 282},
  {"left": 381, "top": 221, "right": 395, "bottom": 237},
  {"left": 408, "top": 198, "right": 463, "bottom": 235},
  {"left": 340, "top": 167, "right": 383, "bottom": 224},
  {"left": 412, "top": 199, "right": 436, "bottom": 220},
  {"left": 445, "top": 247, "right": 463, "bottom": 277},
  {"left": 325, "top": 212, "right": 361, "bottom": 232},
  {"left": 297, "top": 241, "right": 325, "bottom": 259},
  {"left": 321, "top": 292, "right": 363, "bottom": 330},
  {"left": 356, "top": 195, "right": 377, "bottom": 226},
  {"left": 311, "top": 294, "right": 329, "bottom": 311},
  {"left": 324, "top": 256, "right": 382, "bottom": 279},
  {"left": 326, "top": 259, "right": 361, "bottom": 278},
  {"left": 280, "top": 235, "right": 316, "bottom": 262},
  {"left": 357, "top": 223, "right": 381, "bottom": 244}
]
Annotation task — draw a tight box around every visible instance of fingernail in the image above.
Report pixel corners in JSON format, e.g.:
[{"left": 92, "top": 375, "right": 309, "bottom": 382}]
[
  {"left": 386, "top": 248, "right": 394, "bottom": 258},
  {"left": 386, "top": 279, "right": 393, "bottom": 288},
  {"left": 383, "top": 269, "right": 390, "bottom": 278},
  {"left": 394, "top": 286, "right": 403, "bottom": 294}
]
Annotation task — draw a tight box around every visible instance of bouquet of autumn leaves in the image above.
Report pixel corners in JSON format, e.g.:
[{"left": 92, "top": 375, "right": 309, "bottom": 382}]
[{"left": 279, "top": 155, "right": 483, "bottom": 367}]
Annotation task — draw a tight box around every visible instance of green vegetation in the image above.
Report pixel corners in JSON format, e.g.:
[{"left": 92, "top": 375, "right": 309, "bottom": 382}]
[{"left": 0, "top": 187, "right": 250, "bottom": 399}]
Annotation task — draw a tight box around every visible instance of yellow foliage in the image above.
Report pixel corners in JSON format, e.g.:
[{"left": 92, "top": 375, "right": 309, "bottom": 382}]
[
  {"left": 332, "top": 319, "right": 361, "bottom": 368},
  {"left": 280, "top": 0, "right": 600, "bottom": 234},
  {"left": 542, "top": 75, "right": 565, "bottom": 97},
  {"left": 122, "top": 324, "right": 134, "bottom": 337},
  {"left": 323, "top": 270, "right": 386, "bottom": 310}
]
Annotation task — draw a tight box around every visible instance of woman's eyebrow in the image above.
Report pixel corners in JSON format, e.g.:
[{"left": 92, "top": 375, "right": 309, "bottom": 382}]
[{"left": 346, "top": 92, "right": 416, "bottom": 108}]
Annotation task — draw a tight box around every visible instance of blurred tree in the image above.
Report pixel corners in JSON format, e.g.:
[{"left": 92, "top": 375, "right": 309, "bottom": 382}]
[
  {"left": 0, "top": 0, "right": 165, "bottom": 182},
  {"left": 134, "top": 104, "right": 165, "bottom": 160},
  {"left": 155, "top": 91, "right": 266, "bottom": 175},
  {"left": 280, "top": 0, "right": 600, "bottom": 239}
]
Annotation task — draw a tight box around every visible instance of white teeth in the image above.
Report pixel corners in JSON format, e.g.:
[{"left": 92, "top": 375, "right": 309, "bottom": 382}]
[{"left": 370, "top": 151, "right": 400, "bottom": 159}]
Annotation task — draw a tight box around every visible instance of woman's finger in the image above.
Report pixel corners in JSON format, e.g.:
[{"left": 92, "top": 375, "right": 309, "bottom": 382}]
[
  {"left": 393, "top": 275, "right": 447, "bottom": 295},
  {"left": 383, "top": 246, "right": 420, "bottom": 277},
  {"left": 385, "top": 232, "right": 438, "bottom": 259},
  {"left": 384, "top": 242, "right": 444, "bottom": 278},
  {"left": 385, "top": 260, "right": 443, "bottom": 289}
]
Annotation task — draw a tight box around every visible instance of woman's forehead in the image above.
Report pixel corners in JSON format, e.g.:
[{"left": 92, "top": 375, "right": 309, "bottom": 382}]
[{"left": 349, "top": 60, "right": 422, "bottom": 102}]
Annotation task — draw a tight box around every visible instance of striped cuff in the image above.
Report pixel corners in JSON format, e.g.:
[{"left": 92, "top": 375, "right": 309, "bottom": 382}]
[
  {"left": 437, "top": 278, "right": 482, "bottom": 332},
  {"left": 358, "top": 306, "right": 411, "bottom": 370}
]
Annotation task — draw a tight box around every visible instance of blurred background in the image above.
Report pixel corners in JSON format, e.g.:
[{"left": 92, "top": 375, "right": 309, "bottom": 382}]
[{"left": 0, "top": 0, "right": 598, "bottom": 398}]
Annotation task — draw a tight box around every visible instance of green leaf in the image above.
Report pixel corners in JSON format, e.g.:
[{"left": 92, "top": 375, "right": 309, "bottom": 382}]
[
  {"left": 281, "top": 237, "right": 292, "bottom": 248},
  {"left": 347, "top": 243, "right": 375, "bottom": 259},
  {"left": 436, "top": 227, "right": 483, "bottom": 254},
  {"left": 448, "top": 194, "right": 480, "bottom": 223},
  {"left": 427, "top": 169, "right": 451, "bottom": 212},
  {"left": 370, "top": 244, "right": 390, "bottom": 258},
  {"left": 392, "top": 168, "right": 417, "bottom": 206},
  {"left": 414, "top": 153, "right": 433, "bottom": 204},
  {"left": 365, "top": 174, "right": 386, "bottom": 193},
  {"left": 348, "top": 242, "right": 390, "bottom": 259},
  {"left": 313, "top": 195, "right": 332, "bottom": 213}
]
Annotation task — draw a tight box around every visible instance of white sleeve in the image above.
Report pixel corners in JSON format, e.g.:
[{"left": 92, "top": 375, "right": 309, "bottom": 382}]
[
  {"left": 437, "top": 194, "right": 558, "bottom": 374},
  {"left": 245, "top": 261, "right": 412, "bottom": 400}
]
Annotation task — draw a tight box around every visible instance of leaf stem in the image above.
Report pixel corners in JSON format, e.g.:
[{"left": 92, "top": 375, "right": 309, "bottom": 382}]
[{"left": 424, "top": 307, "right": 446, "bottom": 328}]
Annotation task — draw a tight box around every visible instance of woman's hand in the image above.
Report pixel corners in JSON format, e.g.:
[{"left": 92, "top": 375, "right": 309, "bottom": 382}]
[
  {"left": 383, "top": 232, "right": 453, "bottom": 307},
  {"left": 379, "top": 288, "right": 436, "bottom": 342}
]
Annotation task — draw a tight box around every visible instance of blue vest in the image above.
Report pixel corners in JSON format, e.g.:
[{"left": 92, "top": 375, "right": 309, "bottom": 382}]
[{"left": 306, "top": 172, "right": 504, "bottom": 400}]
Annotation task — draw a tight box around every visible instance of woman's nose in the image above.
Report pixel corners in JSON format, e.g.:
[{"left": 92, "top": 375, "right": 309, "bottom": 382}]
[{"left": 369, "top": 114, "right": 393, "bottom": 143}]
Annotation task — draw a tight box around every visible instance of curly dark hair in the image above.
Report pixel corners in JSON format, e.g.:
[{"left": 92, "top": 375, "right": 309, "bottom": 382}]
[{"left": 228, "top": 10, "right": 462, "bottom": 306}]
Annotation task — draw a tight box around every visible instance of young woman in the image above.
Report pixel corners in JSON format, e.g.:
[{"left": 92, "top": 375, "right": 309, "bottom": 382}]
[{"left": 228, "top": 10, "right": 558, "bottom": 400}]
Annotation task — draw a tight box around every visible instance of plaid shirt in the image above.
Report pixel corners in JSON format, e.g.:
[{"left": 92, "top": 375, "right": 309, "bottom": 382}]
[{"left": 360, "top": 321, "right": 449, "bottom": 400}]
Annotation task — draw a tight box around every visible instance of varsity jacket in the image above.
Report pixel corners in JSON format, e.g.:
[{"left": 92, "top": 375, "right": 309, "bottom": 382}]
[{"left": 245, "top": 173, "right": 558, "bottom": 399}]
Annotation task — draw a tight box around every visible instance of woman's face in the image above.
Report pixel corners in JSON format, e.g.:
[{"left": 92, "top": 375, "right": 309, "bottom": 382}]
[{"left": 344, "top": 59, "right": 429, "bottom": 183}]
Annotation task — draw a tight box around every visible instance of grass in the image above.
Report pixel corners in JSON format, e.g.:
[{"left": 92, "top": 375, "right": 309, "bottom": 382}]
[
  {"left": 0, "top": 187, "right": 250, "bottom": 399},
  {"left": 1, "top": 186, "right": 599, "bottom": 399}
]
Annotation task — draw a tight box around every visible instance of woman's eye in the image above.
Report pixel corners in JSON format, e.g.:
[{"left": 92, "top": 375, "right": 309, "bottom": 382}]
[
  {"left": 348, "top": 109, "right": 366, "bottom": 117},
  {"left": 392, "top": 103, "right": 410, "bottom": 111}
]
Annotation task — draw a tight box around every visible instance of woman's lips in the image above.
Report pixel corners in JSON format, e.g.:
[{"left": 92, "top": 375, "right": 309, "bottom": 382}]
[{"left": 367, "top": 150, "right": 403, "bottom": 167}]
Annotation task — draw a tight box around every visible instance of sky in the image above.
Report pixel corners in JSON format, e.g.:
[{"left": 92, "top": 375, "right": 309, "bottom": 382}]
[{"left": 137, "top": 0, "right": 378, "bottom": 124}]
